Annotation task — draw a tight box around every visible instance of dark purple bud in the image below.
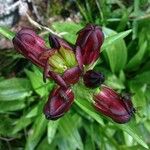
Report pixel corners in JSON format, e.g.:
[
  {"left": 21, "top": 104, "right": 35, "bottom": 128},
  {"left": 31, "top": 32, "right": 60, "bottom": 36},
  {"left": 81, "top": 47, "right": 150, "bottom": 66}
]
[
  {"left": 83, "top": 70, "right": 105, "bottom": 88},
  {"left": 49, "top": 34, "right": 74, "bottom": 50},
  {"left": 12, "top": 28, "right": 48, "bottom": 67},
  {"left": 63, "top": 66, "right": 82, "bottom": 84},
  {"left": 93, "top": 85, "right": 135, "bottom": 124},
  {"left": 76, "top": 24, "right": 104, "bottom": 66},
  {"left": 43, "top": 87, "right": 74, "bottom": 120}
]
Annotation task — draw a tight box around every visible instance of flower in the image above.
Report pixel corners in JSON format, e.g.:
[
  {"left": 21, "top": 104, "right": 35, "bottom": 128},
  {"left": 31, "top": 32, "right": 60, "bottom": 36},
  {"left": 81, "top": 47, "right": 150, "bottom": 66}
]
[
  {"left": 83, "top": 70, "right": 105, "bottom": 88},
  {"left": 43, "top": 87, "right": 74, "bottom": 120},
  {"left": 93, "top": 85, "right": 135, "bottom": 123},
  {"left": 12, "top": 25, "right": 135, "bottom": 123},
  {"left": 40, "top": 33, "right": 82, "bottom": 86},
  {"left": 75, "top": 24, "right": 104, "bottom": 68},
  {"left": 13, "top": 28, "right": 81, "bottom": 87},
  {"left": 12, "top": 28, "right": 48, "bottom": 67}
]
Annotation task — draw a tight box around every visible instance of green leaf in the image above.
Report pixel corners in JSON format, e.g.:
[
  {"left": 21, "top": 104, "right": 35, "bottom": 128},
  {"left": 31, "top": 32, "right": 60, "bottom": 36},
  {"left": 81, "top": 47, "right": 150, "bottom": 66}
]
[
  {"left": 58, "top": 114, "right": 83, "bottom": 150},
  {"left": 75, "top": 98, "right": 104, "bottom": 126},
  {"left": 133, "top": 71, "right": 150, "bottom": 84},
  {"left": 118, "top": 122, "right": 149, "bottom": 149},
  {"left": 0, "top": 100, "right": 25, "bottom": 113},
  {"left": 126, "top": 41, "right": 147, "bottom": 69},
  {"left": 0, "top": 26, "right": 15, "bottom": 40},
  {"left": 0, "top": 78, "right": 32, "bottom": 101},
  {"left": 12, "top": 106, "right": 38, "bottom": 134},
  {"left": 0, "top": 116, "right": 16, "bottom": 137},
  {"left": 37, "top": 138, "right": 56, "bottom": 150},
  {"left": 25, "top": 67, "right": 53, "bottom": 97},
  {"left": 101, "top": 29, "right": 132, "bottom": 51},
  {"left": 102, "top": 27, "right": 129, "bottom": 73},
  {"left": 25, "top": 114, "right": 48, "bottom": 150},
  {"left": 47, "top": 120, "right": 59, "bottom": 144},
  {"left": 105, "top": 73, "right": 125, "bottom": 90},
  {"left": 52, "top": 22, "right": 83, "bottom": 44}
]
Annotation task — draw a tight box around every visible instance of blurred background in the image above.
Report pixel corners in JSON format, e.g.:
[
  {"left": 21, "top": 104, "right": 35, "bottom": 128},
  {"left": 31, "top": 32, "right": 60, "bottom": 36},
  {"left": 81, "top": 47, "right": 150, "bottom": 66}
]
[{"left": 0, "top": 0, "right": 150, "bottom": 150}]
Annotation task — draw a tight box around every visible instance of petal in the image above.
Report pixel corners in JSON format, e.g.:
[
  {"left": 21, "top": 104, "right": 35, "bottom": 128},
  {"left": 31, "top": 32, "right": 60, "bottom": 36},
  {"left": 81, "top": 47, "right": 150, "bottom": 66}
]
[
  {"left": 63, "top": 66, "right": 82, "bottom": 84},
  {"left": 75, "top": 46, "right": 83, "bottom": 70}
]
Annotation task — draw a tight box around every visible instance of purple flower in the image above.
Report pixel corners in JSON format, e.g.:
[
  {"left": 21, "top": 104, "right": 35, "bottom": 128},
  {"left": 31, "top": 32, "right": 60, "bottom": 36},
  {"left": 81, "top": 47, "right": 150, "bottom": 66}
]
[
  {"left": 13, "top": 28, "right": 81, "bottom": 87},
  {"left": 43, "top": 87, "right": 74, "bottom": 120},
  {"left": 83, "top": 70, "right": 105, "bottom": 88},
  {"left": 75, "top": 24, "right": 104, "bottom": 67},
  {"left": 93, "top": 85, "right": 135, "bottom": 123},
  {"left": 40, "top": 33, "right": 82, "bottom": 86}
]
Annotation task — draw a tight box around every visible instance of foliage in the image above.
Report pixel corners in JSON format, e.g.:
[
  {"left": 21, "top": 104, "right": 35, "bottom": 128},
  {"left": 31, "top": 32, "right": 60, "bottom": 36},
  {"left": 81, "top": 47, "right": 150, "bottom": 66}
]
[{"left": 0, "top": 0, "right": 150, "bottom": 149}]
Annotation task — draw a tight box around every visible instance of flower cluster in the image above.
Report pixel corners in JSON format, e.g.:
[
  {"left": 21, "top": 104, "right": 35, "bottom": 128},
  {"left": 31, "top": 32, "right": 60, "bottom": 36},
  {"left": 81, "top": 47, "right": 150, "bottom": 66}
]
[{"left": 13, "top": 24, "right": 135, "bottom": 123}]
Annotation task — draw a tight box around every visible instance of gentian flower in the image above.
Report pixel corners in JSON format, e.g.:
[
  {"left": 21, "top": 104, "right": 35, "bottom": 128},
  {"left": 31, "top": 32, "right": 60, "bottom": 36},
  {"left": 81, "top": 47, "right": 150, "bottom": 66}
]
[
  {"left": 75, "top": 24, "right": 104, "bottom": 68},
  {"left": 43, "top": 87, "right": 74, "bottom": 120},
  {"left": 13, "top": 25, "right": 134, "bottom": 123},
  {"left": 93, "top": 85, "right": 135, "bottom": 123},
  {"left": 13, "top": 28, "right": 81, "bottom": 87},
  {"left": 83, "top": 70, "right": 105, "bottom": 88}
]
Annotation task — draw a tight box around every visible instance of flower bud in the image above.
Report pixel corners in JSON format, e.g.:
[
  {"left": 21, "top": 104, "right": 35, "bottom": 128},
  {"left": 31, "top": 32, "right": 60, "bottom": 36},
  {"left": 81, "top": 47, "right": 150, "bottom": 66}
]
[
  {"left": 83, "top": 70, "right": 105, "bottom": 88},
  {"left": 43, "top": 87, "right": 74, "bottom": 120},
  {"left": 12, "top": 28, "right": 48, "bottom": 67},
  {"left": 93, "top": 86, "right": 135, "bottom": 124},
  {"left": 76, "top": 24, "right": 104, "bottom": 66},
  {"left": 49, "top": 34, "right": 74, "bottom": 50}
]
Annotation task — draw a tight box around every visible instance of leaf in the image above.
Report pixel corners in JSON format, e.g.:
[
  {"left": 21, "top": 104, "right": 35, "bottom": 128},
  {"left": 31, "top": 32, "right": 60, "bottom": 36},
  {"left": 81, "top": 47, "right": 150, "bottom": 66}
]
[
  {"left": 0, "top": 116, "right": 16, "bottom": 137},
  {"left": 73, "top": 83, "right": 104, "bottom": 126},
  {"left": 0, "top": 78, "right": 32, "bottom": 101},
  {"left": 37, "top": 138, "right": 56, "bottom": 150},
  {"left": 58, "top": 114, "right": 83, "bottom": 150},
  {"left": 25, "top": 67, "right": 53, "bottom": 97},
  {"left": 52, "top": 22, "right": 83, "bottom": 44},
  {"left": 0, "top": 100, "right": 25, "bottom": 113},
  {"left": 25, "top": 114, "right": 48, "bottom": 150},
  {"left": 105, "top": 73, "right": 125, "bottom": 90},
  {"left": 133, "top": 71, "right": 150, "bottom": 84},
  {"left": 102, "top": 27, "right": 129, "bottom": 73},
  {"left": 12, "top": 106, "right": 38, "bottom": 134},
  {"left": 126, "top": 41, "right": 147, "bottom": 69},
  {"left": 101, "top": 29, "right": 132, "bottom": 51},
  {"left": 47, "top": 120, "right": 59, "bottom": 144},
  {"left": 118, "top": 122, "right": 149, "bottom": 149},
  {"left": 0, "top": 26, "right": 15, "bottom": 40}
]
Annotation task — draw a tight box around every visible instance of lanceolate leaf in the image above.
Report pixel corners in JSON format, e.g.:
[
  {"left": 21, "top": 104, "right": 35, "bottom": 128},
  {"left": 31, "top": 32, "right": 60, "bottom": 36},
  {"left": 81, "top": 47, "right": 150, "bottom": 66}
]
[
  {"left": 58, "top": 114, "right": 84, "bottom": 150},
  {"left": 101, "top": 29, "right": 132, "bottom": 51},
  {"left": 102, "top": 27, "right": 129, "bottom": 73},
  {"left": 118, "top": 122, "right": 149, "bottom": 149},
  {"left": 52, "top": 22, "right": 83, "bottom": 43},
  {"left": 126, "top": 41, "right": 147, "bottom": 69},
  {"left": 0, "top": 78, "right": 32, "bottom": 101},
  {"left": 47, "top": 120, "right": 59, "bottom": 144},
  {"left": 25, "top": 114, "right": 48, "bottom": 150},
  {"left": 0, "top": 26, "right": 15, "bottom": 40}
]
